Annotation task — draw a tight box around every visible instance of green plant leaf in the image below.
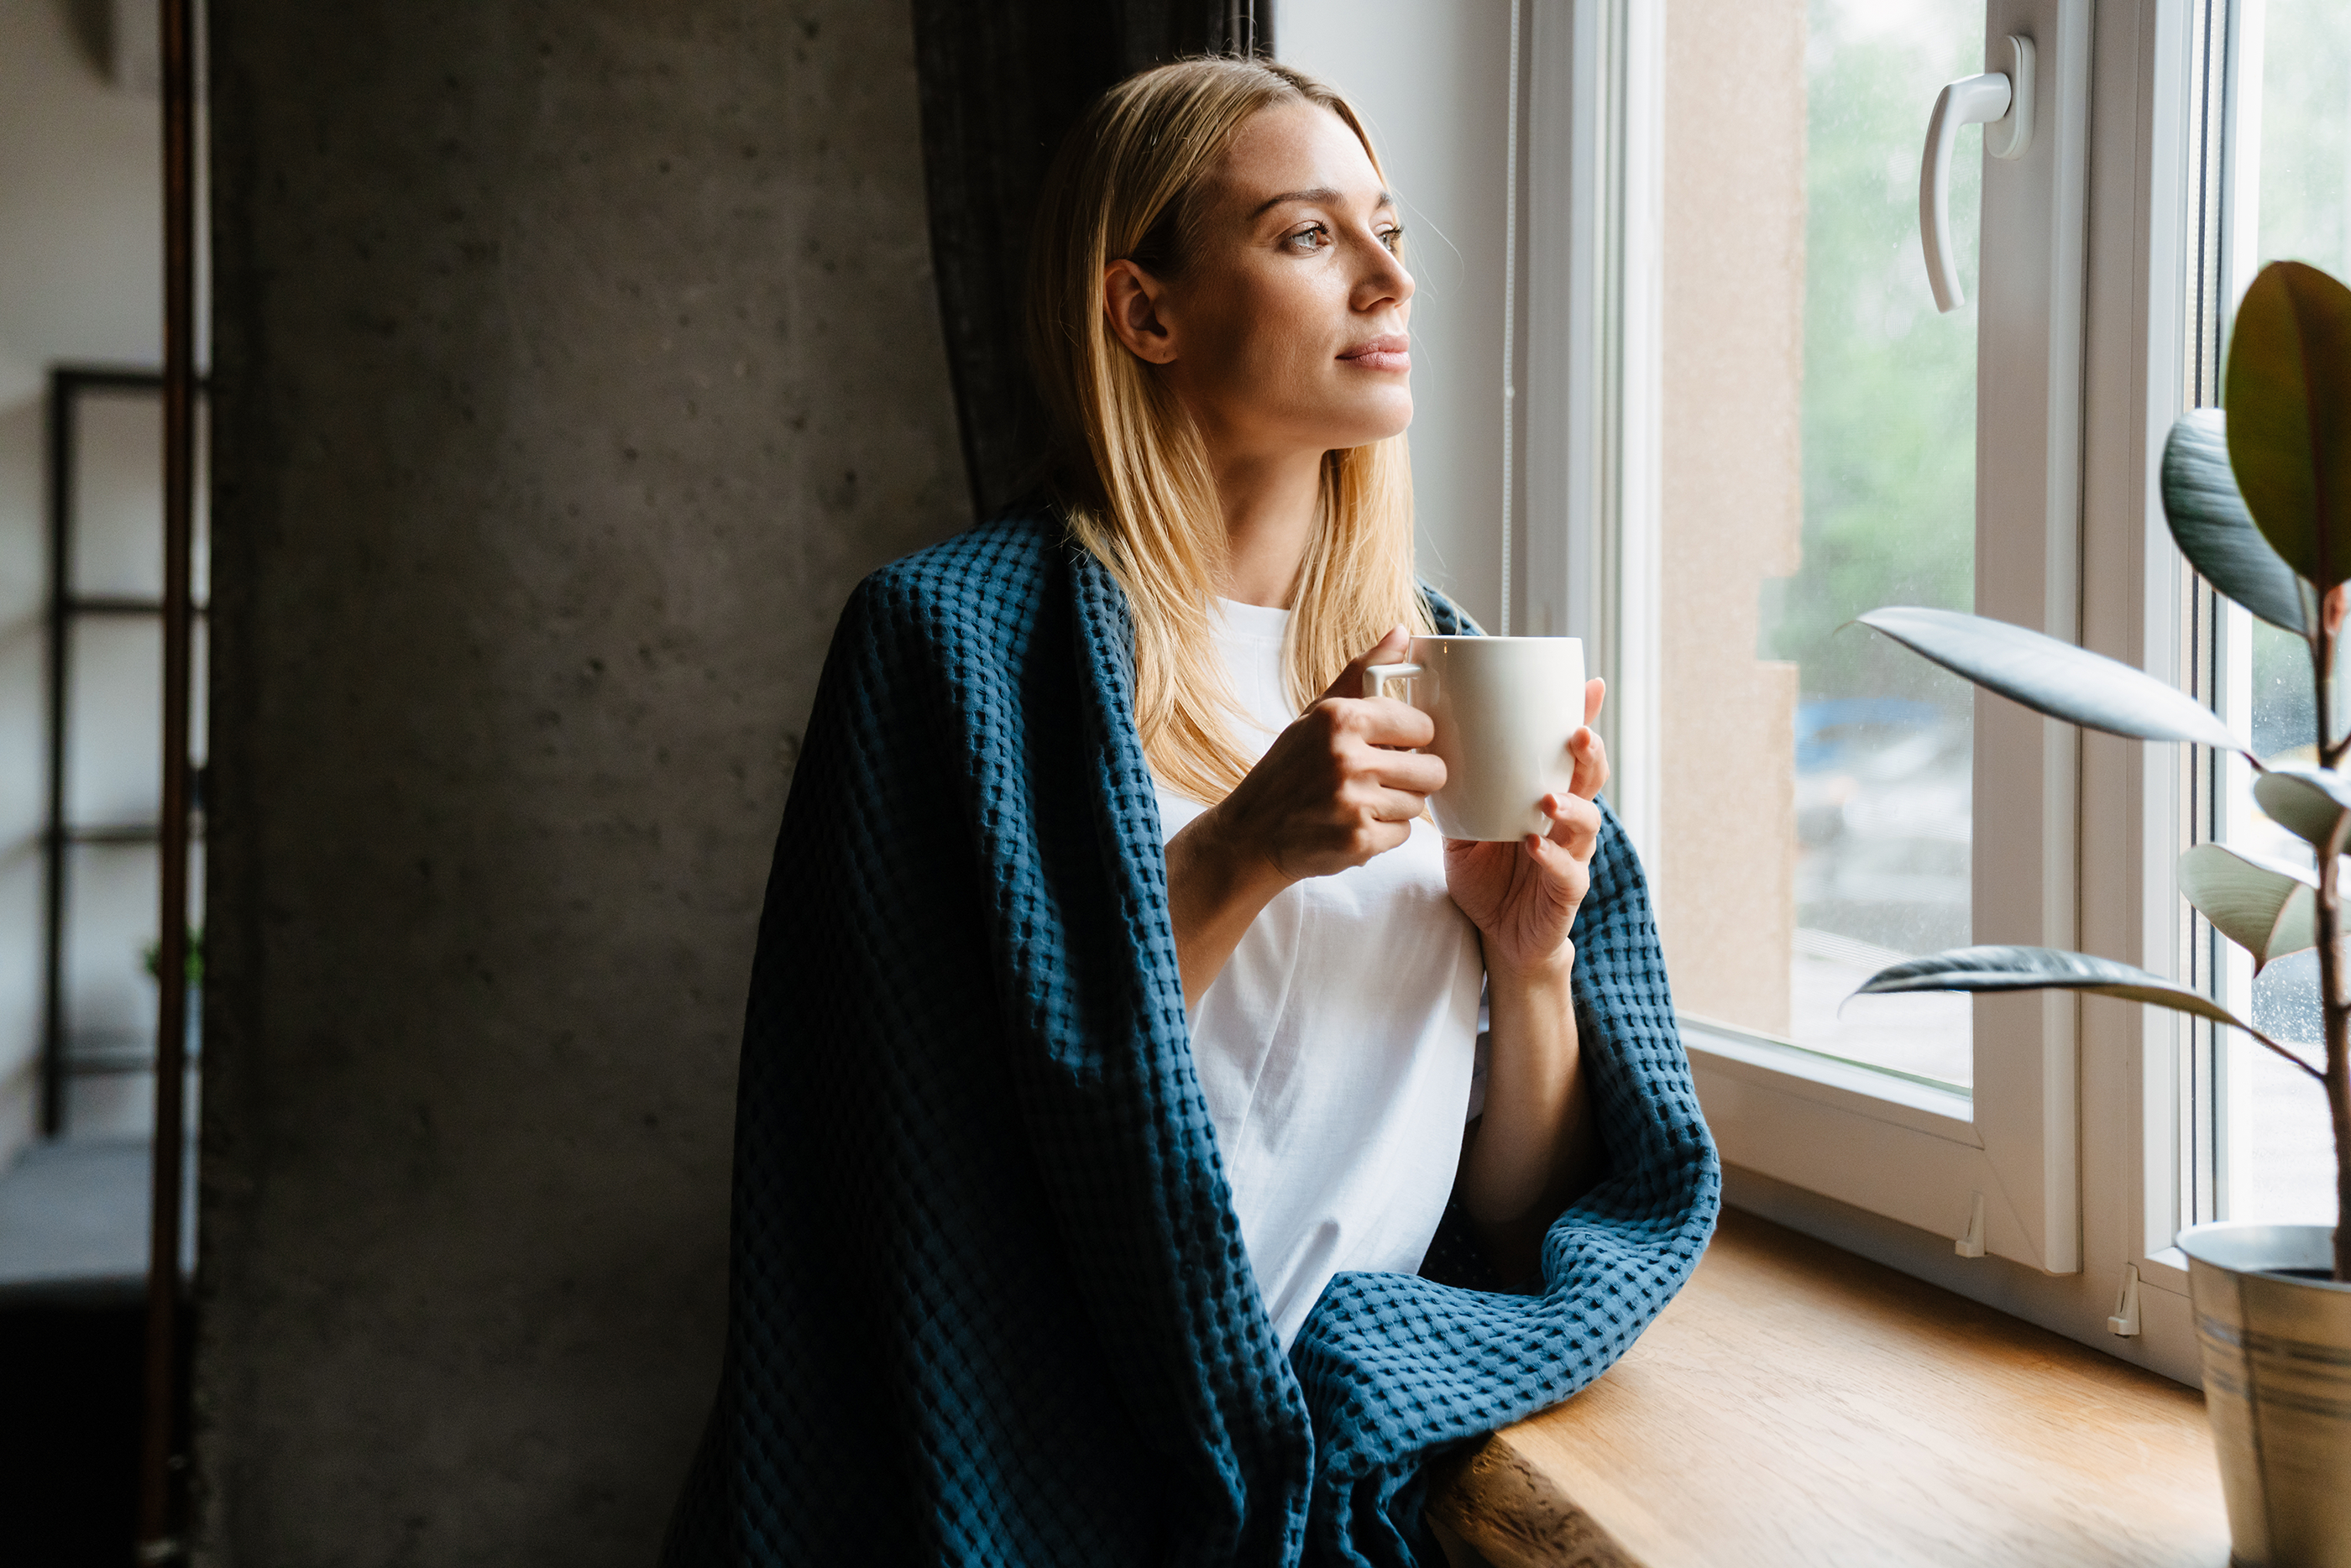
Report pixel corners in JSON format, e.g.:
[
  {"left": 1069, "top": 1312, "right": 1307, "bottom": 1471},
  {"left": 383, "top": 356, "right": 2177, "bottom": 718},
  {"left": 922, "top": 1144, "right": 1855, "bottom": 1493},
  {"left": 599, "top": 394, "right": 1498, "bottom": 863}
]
[
  {"left": 2225, "top": 261, "right": 2351, "bottom": 589},
  {"left": 1855, "top": 944, "right": 2258, "bottom": 1032},
  {"left": 1852, "top": 944, "right": 2323, "bottom": 1080},
  {"left": 2162, "top": 410, "right": 2310, "bottom": 632},
  {"left": 2177, "top": 843, "right": 2316, "bottom": 972},
  {"left": 2253, "top": 766, "right": 2351, "bottom": 852},
  {"left": 1855, "top": 607, "right": 2241, "bottom": 753}
]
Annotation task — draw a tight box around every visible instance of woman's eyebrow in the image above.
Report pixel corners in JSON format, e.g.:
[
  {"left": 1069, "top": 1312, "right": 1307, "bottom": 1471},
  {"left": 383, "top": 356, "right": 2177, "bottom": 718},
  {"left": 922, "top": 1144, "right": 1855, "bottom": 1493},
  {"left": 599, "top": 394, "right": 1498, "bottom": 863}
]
[{"left": 1247, "top": 186, "right": 1395, "bottom": 222}]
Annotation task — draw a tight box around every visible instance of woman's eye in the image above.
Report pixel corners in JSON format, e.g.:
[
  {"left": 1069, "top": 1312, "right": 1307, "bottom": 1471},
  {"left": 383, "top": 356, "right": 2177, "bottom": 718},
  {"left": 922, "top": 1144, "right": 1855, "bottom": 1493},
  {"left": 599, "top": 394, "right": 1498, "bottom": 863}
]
[
  {"left": 1284, "top": 223, "right": 1331, "bottom": 253},
  {"left": 1380, "top": 227, "right": 1405, "bottom": 253}
]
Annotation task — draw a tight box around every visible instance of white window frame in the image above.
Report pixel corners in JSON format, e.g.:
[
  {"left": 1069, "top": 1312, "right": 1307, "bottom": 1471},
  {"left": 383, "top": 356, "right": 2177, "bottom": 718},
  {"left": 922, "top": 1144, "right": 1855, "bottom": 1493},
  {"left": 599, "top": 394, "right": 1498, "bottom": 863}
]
[
  {"left": 2207, "top": 0, "right": 2270, "bottom": 1235},
  {"left": 1514, "top": 0, "right": 2214, "bottom": 1382}
]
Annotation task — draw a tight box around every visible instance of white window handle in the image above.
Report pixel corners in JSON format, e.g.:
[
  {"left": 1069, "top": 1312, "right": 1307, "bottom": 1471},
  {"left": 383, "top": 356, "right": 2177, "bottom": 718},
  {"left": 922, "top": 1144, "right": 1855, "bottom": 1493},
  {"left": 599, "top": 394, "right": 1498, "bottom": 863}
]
[{"left": 1919, "top": 34, "right": 2035, "bottom": 313}]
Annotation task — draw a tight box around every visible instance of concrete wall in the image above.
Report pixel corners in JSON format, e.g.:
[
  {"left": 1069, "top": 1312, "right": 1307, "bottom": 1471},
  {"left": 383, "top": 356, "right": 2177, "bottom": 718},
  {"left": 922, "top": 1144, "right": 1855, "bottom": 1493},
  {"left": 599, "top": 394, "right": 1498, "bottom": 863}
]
[{"left": 195, "top": 2, "right": 968, "bottom": 1560}]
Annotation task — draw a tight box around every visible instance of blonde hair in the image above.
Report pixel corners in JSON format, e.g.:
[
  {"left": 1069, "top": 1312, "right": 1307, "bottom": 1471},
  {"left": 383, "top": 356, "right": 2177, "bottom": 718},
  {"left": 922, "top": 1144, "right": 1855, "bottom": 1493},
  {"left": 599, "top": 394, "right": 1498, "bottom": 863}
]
[{"left": 1026, "top": 56, "right": 1431, "bottom": 806}]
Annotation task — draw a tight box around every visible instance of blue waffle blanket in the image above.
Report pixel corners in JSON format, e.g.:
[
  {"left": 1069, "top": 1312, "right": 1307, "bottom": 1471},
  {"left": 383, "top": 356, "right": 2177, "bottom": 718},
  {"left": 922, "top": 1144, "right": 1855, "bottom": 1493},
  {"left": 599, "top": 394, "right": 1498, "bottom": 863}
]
[{"left": 662, "top": 511, "right": 1720, "bottom": 1566}]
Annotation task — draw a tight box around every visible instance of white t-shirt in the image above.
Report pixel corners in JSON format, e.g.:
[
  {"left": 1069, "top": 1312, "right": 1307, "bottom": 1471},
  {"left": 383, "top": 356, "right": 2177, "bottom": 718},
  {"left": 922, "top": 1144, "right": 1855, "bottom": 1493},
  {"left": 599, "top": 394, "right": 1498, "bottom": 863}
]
[{"left": 1153, "top": 598, "right": 1487, "bottom": 1351}]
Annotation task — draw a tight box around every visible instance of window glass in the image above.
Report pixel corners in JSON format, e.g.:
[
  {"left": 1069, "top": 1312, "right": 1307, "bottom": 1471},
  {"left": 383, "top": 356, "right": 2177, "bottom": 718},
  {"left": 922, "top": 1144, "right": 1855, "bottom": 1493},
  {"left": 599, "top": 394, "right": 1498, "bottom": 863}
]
[
  {"left": 2230, "top": 0, "right": 2351, "bottom": 1226},
  {"left": 1662, "top": 0, "right": 1983, "bottom": 1090}
]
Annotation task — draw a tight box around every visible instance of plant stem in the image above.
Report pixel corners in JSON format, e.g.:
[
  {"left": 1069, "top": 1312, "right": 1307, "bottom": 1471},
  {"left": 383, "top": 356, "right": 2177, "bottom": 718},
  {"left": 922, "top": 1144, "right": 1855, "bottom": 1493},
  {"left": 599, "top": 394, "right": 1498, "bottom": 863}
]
[
  {"left": 2334, "top": 993, "right": 2351, "bottom": 1285},
  {"left": 2321, "top": 844, "right": 2351, "bottom": 1284},
  {"left": 2312, "top": 619, "right": 2351, "bottom": 1282}
]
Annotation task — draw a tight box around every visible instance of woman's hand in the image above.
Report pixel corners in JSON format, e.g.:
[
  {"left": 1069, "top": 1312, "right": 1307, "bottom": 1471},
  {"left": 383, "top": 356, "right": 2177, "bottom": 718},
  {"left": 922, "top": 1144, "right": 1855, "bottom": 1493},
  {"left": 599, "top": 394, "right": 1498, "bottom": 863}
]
[
  {"left": 1165, "top": 626, "right": 1444, "bottom": 1003},
  {"left": 1202, "top": 626, "right": 1448, "bottom": 881},
  {"left": 1442, "top": 678, "right": 1610, "bottom": 979},
  {"left": 1452, "top": 678, "right": 1610, "bottom": 1282}
]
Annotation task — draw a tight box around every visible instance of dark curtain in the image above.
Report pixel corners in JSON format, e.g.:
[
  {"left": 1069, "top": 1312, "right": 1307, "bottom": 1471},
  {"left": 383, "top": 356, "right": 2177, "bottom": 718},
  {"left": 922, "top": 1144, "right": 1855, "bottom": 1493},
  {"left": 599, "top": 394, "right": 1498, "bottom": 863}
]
[{"left": 910, "top": 1, "right": 1271, "bottom": 520}]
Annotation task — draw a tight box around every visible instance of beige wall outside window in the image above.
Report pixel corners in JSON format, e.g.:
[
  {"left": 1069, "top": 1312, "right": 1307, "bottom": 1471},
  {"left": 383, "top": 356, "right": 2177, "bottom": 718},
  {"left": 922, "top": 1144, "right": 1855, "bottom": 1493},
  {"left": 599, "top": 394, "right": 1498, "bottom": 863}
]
[{"left": 1657, "top": 0, "right": 1804, "bottom": 1039}]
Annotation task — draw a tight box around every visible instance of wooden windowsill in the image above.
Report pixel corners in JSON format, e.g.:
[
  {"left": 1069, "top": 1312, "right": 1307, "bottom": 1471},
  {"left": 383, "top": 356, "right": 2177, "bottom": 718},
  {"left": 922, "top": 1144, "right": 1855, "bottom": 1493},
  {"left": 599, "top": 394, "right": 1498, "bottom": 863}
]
[{"left": 1428, "top": 1208, "right": 2230, "bottom": 1566}]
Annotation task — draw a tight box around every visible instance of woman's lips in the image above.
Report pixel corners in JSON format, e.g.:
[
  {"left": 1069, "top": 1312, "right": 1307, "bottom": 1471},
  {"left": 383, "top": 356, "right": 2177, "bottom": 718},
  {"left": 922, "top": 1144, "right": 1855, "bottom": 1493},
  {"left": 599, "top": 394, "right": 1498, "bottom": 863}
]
[{"left": 1339, "top": 334, "right": 1411, "bottom": 373}]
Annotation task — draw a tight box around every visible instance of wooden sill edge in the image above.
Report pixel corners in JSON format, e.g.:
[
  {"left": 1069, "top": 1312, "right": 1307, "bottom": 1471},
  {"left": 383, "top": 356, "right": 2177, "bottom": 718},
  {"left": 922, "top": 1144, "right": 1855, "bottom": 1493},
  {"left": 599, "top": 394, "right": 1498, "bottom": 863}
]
[{"left": 1421, "top": 1206, "right": 2229, "bottom": 1568}]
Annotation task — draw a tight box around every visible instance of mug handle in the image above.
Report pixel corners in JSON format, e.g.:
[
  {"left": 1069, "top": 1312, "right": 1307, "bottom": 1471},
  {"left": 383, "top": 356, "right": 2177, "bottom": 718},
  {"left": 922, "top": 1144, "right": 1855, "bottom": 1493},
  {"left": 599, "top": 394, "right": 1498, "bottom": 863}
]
[{"left": 1363, "top": 661, "right": 1422, "bottom": 700}]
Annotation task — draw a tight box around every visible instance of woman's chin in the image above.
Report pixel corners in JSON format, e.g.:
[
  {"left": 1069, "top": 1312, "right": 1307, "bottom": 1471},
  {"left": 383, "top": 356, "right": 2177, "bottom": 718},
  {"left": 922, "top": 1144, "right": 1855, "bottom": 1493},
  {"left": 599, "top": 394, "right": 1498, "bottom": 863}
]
[{"left": 1316, "top": 396, "right": 1413, "bottom": 450}]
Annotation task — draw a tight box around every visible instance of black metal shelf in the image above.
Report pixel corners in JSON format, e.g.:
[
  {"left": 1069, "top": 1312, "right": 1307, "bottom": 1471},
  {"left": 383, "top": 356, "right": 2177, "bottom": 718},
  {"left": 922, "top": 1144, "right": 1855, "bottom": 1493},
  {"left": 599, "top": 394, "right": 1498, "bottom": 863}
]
[
  {"left": 64, "top": 596, "right": 210, "bottom": 617},
  {"left": 41, "top": 366, "right": 211, "bottom": 1139},
  {"left": 60, "top": 1036, "right": 202, "bottom": 1078},
  {"left": 65, "top": 825, "right": 164, "bottom": 847}
]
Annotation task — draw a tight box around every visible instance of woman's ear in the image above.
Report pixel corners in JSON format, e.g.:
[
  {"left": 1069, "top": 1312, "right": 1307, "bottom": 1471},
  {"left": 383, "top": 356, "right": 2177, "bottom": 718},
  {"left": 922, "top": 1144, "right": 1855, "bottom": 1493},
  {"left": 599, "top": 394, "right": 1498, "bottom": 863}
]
[{"left": 1102, "top": 260, "right": 1179, "bottom": 365}]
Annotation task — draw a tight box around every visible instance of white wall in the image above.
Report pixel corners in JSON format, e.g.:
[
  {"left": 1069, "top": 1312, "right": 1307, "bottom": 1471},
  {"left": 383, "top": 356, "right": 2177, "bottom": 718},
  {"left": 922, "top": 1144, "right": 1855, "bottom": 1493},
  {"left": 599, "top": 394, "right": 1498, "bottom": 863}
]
[
  {"left": 1279, "top": 0, "right": 1513, "bottom": 629},
  {"left": 0, "top": 0, "right": 172, "bottom": 1163}
]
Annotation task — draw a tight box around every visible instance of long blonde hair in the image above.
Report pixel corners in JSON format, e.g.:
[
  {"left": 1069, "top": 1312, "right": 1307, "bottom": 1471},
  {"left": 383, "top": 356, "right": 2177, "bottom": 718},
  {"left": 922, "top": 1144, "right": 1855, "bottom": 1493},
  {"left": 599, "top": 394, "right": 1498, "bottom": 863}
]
[{"left": 1026, "top": 56, "right": 1431, "bottom": 805}]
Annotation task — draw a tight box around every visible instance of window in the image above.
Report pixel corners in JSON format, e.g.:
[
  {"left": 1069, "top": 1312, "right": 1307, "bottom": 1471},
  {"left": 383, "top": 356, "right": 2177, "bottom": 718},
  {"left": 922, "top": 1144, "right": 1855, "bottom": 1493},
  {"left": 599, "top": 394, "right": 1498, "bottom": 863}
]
[
  {"left": 1623, "top": 0, "right": 2333, "bottom": 1376},
  {"left": 1625, "top": 0, "right": 2093, "bottom": 1288}
]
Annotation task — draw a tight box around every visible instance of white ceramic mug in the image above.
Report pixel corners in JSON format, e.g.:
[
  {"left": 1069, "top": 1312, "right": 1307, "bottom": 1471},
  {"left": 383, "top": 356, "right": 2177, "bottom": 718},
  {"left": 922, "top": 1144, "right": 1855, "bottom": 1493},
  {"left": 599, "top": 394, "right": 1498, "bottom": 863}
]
[{"left": 1362, "top": 636, "right": 1586, "bottom": 842}]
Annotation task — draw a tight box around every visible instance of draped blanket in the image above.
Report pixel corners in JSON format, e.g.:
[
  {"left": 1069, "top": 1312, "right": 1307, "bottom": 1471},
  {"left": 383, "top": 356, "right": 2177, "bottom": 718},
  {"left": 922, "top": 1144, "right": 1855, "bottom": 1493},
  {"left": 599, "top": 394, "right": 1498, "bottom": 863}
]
[{"left": 662, "top": 512, "right": 1720, "bottom": 1567}]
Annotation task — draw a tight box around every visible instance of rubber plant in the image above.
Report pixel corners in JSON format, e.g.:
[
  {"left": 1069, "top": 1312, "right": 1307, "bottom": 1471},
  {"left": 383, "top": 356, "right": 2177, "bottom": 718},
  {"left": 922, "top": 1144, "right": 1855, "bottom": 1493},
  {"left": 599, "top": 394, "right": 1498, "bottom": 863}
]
[{"left": 1852, "top": 259, "right": 2351, "bottom": 1282}]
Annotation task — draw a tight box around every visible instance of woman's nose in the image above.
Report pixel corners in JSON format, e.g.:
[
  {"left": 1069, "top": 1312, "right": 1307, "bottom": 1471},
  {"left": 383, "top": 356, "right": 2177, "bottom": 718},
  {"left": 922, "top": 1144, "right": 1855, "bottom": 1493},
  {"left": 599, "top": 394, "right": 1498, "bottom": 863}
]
[{"left": 1357, "top": 242, "right": 1413, "bottom": 308}]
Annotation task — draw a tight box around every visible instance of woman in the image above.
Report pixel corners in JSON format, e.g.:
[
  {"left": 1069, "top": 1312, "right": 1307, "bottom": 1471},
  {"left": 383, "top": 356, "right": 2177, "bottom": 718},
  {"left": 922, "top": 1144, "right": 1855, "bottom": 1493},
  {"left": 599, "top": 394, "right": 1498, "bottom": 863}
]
[
  {"left": 1059, "top": 54, "right": 1607, "bottom": 1338},
  {"left": 666, "top": 57, "right": 1716, "bottom": 1568}
]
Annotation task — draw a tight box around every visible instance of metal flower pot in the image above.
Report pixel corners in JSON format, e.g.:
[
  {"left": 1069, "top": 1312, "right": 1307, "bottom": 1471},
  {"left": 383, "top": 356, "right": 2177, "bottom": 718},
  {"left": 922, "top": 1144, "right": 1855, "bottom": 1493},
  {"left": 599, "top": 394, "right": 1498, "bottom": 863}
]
[{"left": 2177, "top": 1223, "right": 2351, "bottom": 1567}]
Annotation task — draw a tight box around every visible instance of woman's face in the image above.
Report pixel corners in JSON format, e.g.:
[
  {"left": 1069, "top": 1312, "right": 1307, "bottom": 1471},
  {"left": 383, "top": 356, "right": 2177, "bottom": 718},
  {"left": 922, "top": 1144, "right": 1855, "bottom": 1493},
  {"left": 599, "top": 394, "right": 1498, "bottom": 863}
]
[{"left": 1105, "top": 101, "right": 1415, "bottom": 463}]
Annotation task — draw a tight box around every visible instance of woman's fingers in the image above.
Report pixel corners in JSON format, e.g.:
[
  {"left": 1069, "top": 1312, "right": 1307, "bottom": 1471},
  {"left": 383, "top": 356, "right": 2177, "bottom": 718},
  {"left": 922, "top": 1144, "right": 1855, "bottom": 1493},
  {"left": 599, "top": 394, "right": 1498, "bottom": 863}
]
[
  {"left": 1362, "top": 741, "right": 1444, "bottom": 795},
  {"left": 1552, "top": 679, "right": 1610, "bottom": 801},
  {"left": 1322, "top": 625, "right": 1415, "bottom": 704},
  {"left": 1355, "top": 696, "right": 1437, "bottom": 751},
  {"left": 1541, "top": 793, "right": 1602, "bottom": 860},
  {"left": 1567, "top": 724, "right": 1610, "bottom": 802},
  {"left": 1518, "top": 827, "right": 1593, "bottom": 908},
  {"left": 1359, "top": 784, "right": 1435, "bottom": 824},
  {"left": 1310, "top": 685, "right": 1436, "bottom": 752}
]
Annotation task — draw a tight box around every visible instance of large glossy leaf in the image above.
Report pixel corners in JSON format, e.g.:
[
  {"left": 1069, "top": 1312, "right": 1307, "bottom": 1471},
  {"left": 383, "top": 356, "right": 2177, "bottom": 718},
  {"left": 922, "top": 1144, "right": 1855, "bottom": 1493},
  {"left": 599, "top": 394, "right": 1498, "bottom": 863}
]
[
  {"left": 2227, "top": 261, "right": 2351, "bottom": 588},
  {"left": 2161, "top": 410, "right": 2310, "bottom": 632},
  {"left": 1856, "top": 607, "right": 2240, "bottom": 753},
  {"left": 2253, "top": 766, "right": 2351, "bottom": 853},
  {"left": 2178, "top": 843, "right": 2316, "bottom": 972},
  {"left": 1856, "top": 945, "right": 2259, "bottom": 1032},
  {"left": 1854, "top": 945, "right": 2322, "bottom": 1079}
]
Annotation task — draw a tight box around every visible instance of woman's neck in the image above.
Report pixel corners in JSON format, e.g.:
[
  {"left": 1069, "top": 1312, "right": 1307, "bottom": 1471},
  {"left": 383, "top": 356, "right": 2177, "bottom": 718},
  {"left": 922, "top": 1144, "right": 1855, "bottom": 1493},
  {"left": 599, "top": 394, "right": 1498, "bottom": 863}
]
[{"left": 1212, "top": 446, "right": 1326, "bottom": 609}]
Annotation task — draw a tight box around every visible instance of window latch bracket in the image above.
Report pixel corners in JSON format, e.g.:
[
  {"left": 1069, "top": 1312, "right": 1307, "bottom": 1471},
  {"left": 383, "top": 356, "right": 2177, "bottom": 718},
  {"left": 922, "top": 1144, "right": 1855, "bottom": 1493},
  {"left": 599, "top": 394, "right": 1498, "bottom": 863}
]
[
  {"left": 2108, "top": 1263, "right": 2144, "bottom": 1338},
  {"left": 1954, "top": 1190, "right": 1987, "bottom": 1258}
]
